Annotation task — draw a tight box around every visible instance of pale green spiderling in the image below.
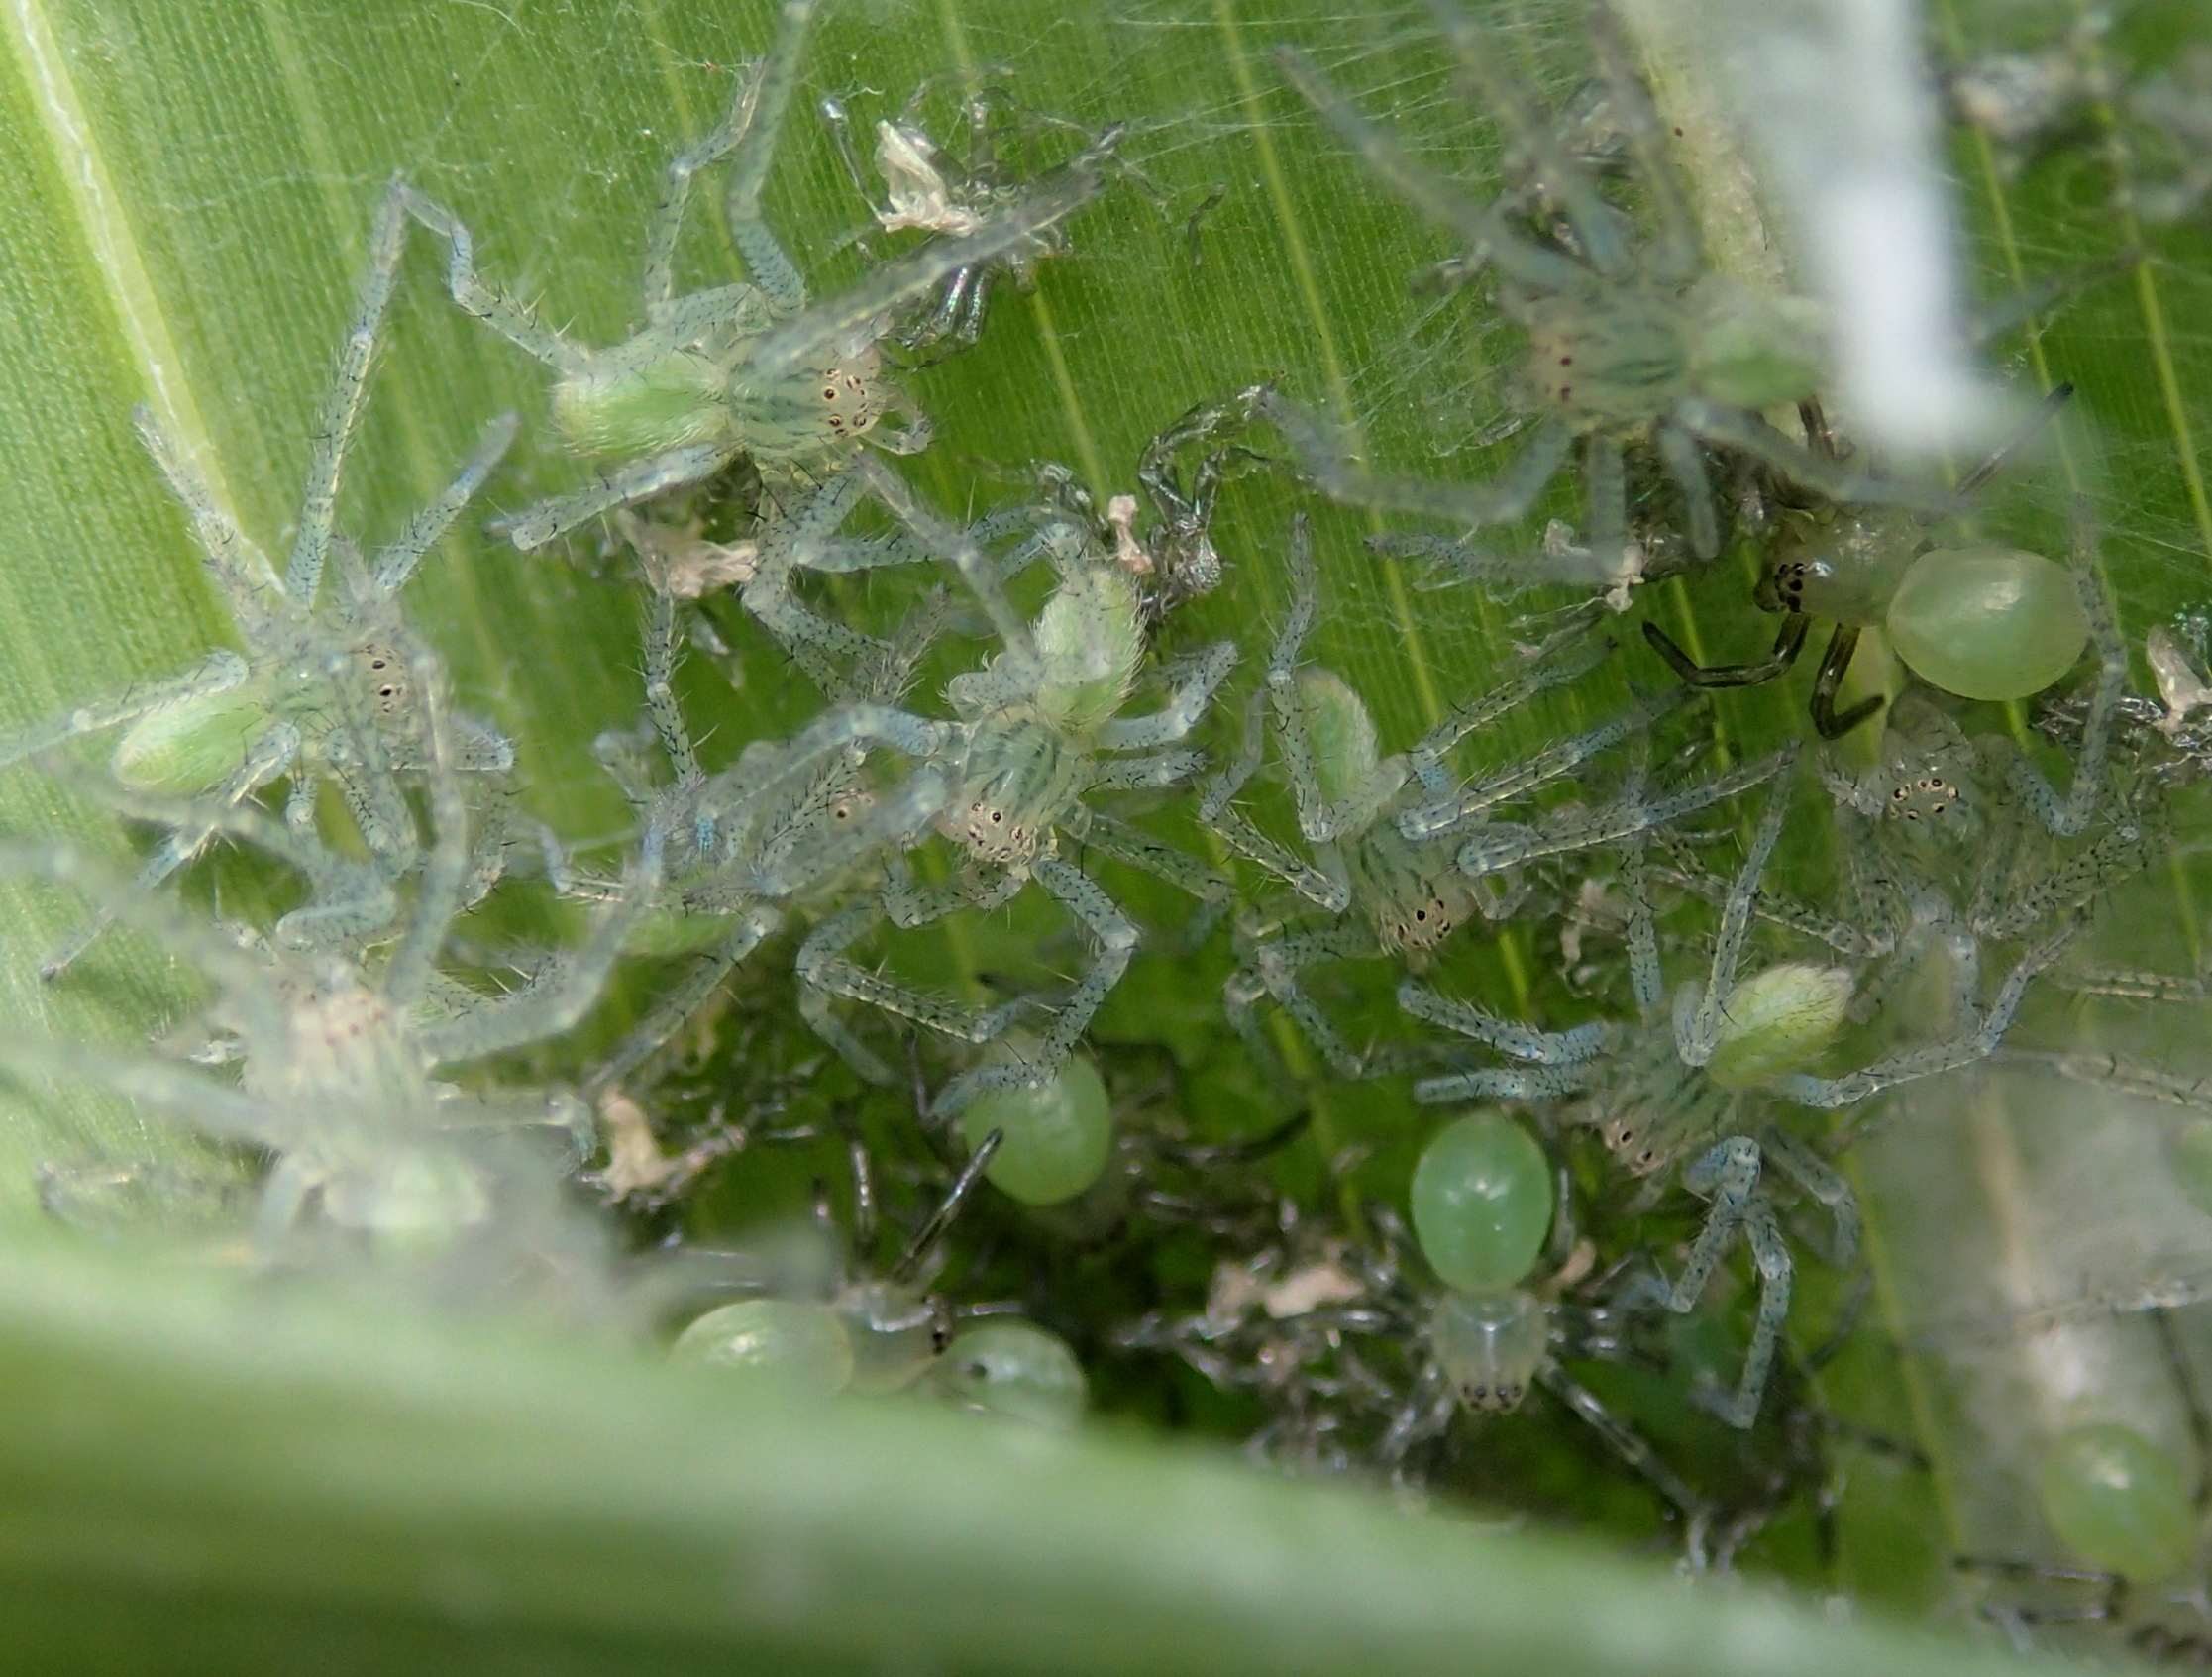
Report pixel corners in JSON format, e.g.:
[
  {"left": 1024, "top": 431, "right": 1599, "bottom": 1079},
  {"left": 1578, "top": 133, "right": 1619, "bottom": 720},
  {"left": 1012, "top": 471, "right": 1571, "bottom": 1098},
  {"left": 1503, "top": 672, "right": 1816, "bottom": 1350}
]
[
  {"left": 925, "top": 1318, "right": 1089, "bottom": 1429},
  {"left": 1644, "top": 387, "right": 2115, "bottom": 738},
  {"left": 1203, "top": 514, "right": 1761, "bottom": 1080},
  {"left": 1379, "top": 1110, "right": 1702, "bottom": 1516},
  {"left": 0, "top": 184, "right": 517, "bottom": 978},
  {"left": 1405, "top": 769, "right": 2075, "bottom": 1427},
  {"left": 755, "top": 513, "right": 1234, "bottom": 1115},
  {"left": 0, "top": 644, "right": 659, "bottom": 1257},
  {"left": 396, "top": 0, "right": 1102, "bottom": 553},
  {"left": 1267, "top": 2, "right": 1937, "bottom": 581}
]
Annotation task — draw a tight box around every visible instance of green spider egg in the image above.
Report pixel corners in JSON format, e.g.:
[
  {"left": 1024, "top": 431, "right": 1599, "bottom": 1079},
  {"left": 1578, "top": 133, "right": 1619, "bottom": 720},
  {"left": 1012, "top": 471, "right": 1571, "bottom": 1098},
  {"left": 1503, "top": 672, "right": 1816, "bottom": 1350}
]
[
  {"left": 1702, "top": 963, "right": 1855, "bottom": 1092},
  {"left": 1885, "top": 547, "right": 2088, "bottom": 701},
  {"left": 2039, "top": 1423, "right": 2198, "bottom": 1582},
  {"left": 1410, "top": 1111, "right": 1553, "bottom": 1295},
  {"left": 958, "top": 1047, "right": 1113, "bottom": 1206},
  {"left": 2169, "top": 1120, "right": 2212, "bottom": 1221},
  {"left": 930, "top": 1319, "right": 1089, "bottom": 1429},
  {"left": 112, "top": 683, "right": 274, "bottom": 795},
  {"left": 671, "top": 1298, "right": 857, "bottom": 1394}
]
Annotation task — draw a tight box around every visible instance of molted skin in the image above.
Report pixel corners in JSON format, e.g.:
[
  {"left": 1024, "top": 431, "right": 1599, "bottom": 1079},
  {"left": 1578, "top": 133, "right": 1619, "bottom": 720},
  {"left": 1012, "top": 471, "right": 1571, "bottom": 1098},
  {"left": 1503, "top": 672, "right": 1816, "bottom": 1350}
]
[
  {"left": 1886, "top": 546, "right": 2089, "bottom": 701},
  {"left": 2040, "top": 1423, "right": 2197, "bottom": 1583}
]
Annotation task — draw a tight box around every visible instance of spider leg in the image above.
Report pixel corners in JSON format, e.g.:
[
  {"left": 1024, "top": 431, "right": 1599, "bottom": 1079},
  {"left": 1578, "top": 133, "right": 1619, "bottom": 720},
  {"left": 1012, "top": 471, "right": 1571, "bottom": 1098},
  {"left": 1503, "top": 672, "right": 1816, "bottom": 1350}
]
[
  {"left": 1677, "top": 398, "right": 1956, "bottom": 512},
  {"left": 1198, "top": 686, "right": 1344, "bottom": 912},
  {"left": 1677, "top": 771, "right": 1794, "bottom": 1064},
  {"left": 1399, "top": 978, "right": 1615, "bottom": 1065},
  {"left": 288, "top": 182, "right": 407, "bottom": 601},
  {"left": 1262, "top": 391, "right": 1578, "bottom": 539},
  {"left": 591, "top": 906, "right": 784, "bottom": 1095},
  {"left": 1584, "top": 433, "right": 1629, "bottom": 576},
  {"left": 1655, "top": 421, "right": 1721, "bottom": 559},
  {"left": 797, "top": 879, "right": 1027, "bottom": 1054},
  {"left": 1537, "top": 1363, "right": 1708, "bottom": 1522},
  {"left": 1759, "top": 1124, "right": 1860, "bottom": 1269},
  {"left": 416, "top": 824, "right": 665, "bottom": 1066},
  {"left": 717, "top": 0, "right": 818, "bottom": 318},
  {"left": 1402, "top": 685, "right": 1683, "bottom": 843},
  {"left": 1641, "top": 613, "right": 1810, "bottom": 689},
  {"left": 1781, "top": 920, "right": 2075, "bottom": 1108},
  {"left": 1999, "top": 502, "right": 2125, "bottom": 837},
  {"left": 1456, "top": 746, "right": 1797, "bottom": 879},
  {"left": 371, "top": 411, "right": 519, "bottom": 595},
  {"left": 1232, "top": 920, "right": 1383, "bottom": 1081},
  {"left": 1096, "top": 640, "right": 1237, "bottom": 751},
  {"left": 928, "top": 857, "right": 1138, "bottom": 1116},
  {"left": 494, "top": 443, "right": 739, "bottom": 552},
  {"left": 133, "top": 408, "right": 281, "bottom": 615},
  {"left": 40, "top": 720, "right": 300, "bottom": 981},
  {"left": 1809, "top": 625, "right": 1885, "bottom": 740},
  {"left": 395, "top": 185, "right": 593, "bottom": 376}
]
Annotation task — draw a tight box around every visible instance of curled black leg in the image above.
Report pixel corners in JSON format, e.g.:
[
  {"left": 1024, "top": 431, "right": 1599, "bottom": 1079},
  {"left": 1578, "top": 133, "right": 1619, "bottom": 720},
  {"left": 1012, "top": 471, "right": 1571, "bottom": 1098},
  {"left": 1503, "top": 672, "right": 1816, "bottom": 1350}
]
[
  {"left": 1810, "top": 625, "right": 1884, "bottom": 739},
  {"left": 1641, "top": 612, "right": 1810, "bottom": 689}
]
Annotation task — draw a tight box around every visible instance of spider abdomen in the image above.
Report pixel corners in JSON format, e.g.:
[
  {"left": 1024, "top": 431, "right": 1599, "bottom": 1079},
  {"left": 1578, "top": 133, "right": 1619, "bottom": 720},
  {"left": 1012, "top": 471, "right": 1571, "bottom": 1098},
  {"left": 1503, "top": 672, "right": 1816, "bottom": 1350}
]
[{"left": 551, "top": 349, "right": 730, "bottom": 457}]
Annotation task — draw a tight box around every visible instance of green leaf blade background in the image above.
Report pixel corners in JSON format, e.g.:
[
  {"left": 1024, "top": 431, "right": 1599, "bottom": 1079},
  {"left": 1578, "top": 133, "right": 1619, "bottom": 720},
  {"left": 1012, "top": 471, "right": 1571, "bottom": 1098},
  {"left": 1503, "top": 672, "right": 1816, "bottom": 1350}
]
[{"left": 0, "top": 0, "right": 2207, "bottom": 1661}]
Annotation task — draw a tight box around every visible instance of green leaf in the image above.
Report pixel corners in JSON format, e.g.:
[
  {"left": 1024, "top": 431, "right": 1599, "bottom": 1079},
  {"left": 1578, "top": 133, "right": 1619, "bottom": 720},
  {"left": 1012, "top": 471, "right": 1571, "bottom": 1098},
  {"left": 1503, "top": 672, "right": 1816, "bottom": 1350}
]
[{"left": 0, "top": 1226, "right": 2117, "bottom": 1677}]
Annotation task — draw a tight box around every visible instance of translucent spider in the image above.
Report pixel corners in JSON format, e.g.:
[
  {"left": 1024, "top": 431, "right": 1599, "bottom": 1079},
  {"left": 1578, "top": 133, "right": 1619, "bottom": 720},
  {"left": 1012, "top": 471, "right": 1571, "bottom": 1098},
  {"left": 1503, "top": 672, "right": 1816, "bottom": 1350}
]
[
  {"left": 822, "top": 74, "right": 1136, "bottom": 362},
  {"left": 920, "top": 1317, "right": 1088, "bottom": 1429},
  {"left": 1374, "top": 1108, "right": 1704, "bottom": 1519},
  {"left": 0, "top": 186, "right": 516, "bottom": 977},
  {"left": 670, "top": 1126, "right": 1003, "bottom": 1396},
  {"left": 722, "top": 514, "right": 1234, "bottom": 1114},
  {"left": 1266, "top": 1, "right": 1934, "bottom": 574},
  {"left": 946, "top": 1041, "right": 1310, "bottom": 1237},
  {"left": 1643, "top": 387, "right": 2094, "bottom": 738},
  {"left": 398, "top": 0, "right": 1100, "bottom": 552},
  {"left": 1, "top": 644, "right": 658, "bottom": 1255},
  {"left": 1402, "top": 773, "right": 2077, "bottom": 1426},
  {"left": 546, "top": 582, "right": 954, "bottom": 1098},
  {"left": 1200, "top": 515, "right": 1778, "bottom": 1078},
  {"left": 1812, "top": 525, "right": 2139, "bottom": 953}
]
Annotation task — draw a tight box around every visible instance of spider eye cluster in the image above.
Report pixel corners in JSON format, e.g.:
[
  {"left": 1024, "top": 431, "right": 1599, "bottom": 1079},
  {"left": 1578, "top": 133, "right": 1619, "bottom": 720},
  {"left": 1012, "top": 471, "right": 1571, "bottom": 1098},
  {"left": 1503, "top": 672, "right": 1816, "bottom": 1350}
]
[
  {"left": 1887, "top": 775, "right": 1961, "bottom": 822},
  {"left": 815, "top": 363, "right": 883, "bottom": 438},
  {"left": 355, "top": 642, "right": 410, "bottom": 718}
]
